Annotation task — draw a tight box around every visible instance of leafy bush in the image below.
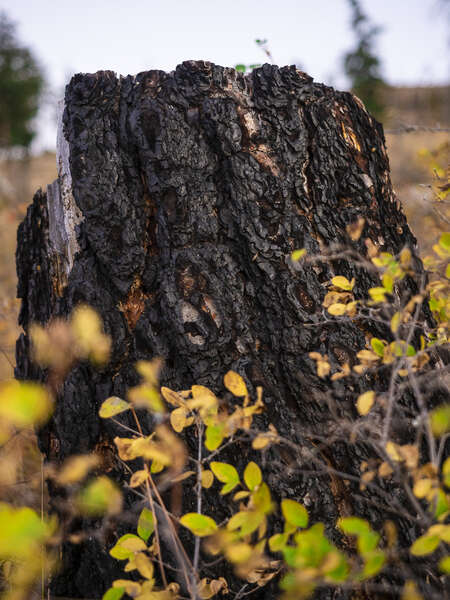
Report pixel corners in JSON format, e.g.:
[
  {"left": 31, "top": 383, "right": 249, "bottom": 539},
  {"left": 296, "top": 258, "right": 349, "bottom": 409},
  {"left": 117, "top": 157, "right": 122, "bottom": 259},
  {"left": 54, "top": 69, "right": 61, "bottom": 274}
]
[{"left": 1, "top": 227, "right": 449, "bottom": 599}]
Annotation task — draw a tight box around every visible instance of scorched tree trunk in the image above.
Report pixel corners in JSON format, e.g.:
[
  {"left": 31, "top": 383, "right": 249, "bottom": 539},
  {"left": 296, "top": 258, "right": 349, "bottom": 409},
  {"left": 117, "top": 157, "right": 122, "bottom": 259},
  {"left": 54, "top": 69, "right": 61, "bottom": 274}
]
[{"left": 16, "top": 62, "right": 433, "bottom": 599}]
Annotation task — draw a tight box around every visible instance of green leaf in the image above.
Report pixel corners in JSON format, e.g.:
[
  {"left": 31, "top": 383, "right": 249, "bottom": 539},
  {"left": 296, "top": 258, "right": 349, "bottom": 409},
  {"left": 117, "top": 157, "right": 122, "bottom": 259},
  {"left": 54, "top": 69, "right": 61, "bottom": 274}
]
[
  {"left": 103, "top": 588, "right": 125, "bottom": 600},
  {"left": 357, "top": 531, "right": 380, "bottom": 554},
  {"left": 439, "top": 232, "right": 450, "bottom": 252},
  {"left": 137, "top": 507, "right": 154, "bottom": 542},
  {"left": 109, "top": 534, "right": 145, "bottom": 560},
  {"left": 439, "top": 555, "right": 450, "bottom": 574},
  {"left": 269, "top": 532, "right": 289, "bottom": 552},
  {"left": 370, "top": 338, "right": 385, "bottom": 357},
  {"left": 77, "top": 476, "right": 122, "bottom": 516},
  {"left": 0, "top": 381, "right": 52, "bottom": 428},
  {"left": 410, "top": 534, "right": 440, "bottom": 556},
  {"left": 244, "top": 461, "right": 262, "bottom": 491},
  {"left": 361, "top": 550, "right": 386, "bottom": 579},
  {"left": 180, "top": 513, "right": 217, "bottom": 537},
  {"left": 281, "top": 499, "right": 308, "bottom": 528},
  {"left": 442, "top": 457, "right": 450, "bottom": 488},
  {"left": 235, "top": 64, "right": 247, "bottom": 73},
  {"left": 430, "top": 404, "right": 450, "bottom": 436},
  {"left": 252, "top": 482, "right": 272, "bottom": 514},
  {"left": 432, "top": 488, "right": 449, "bottom": 519},
  {"left": 382, "top": 273, "right": 394, "bottom": 293},
  {"left": 0, "top": 505, "right": 50, "bottom": 559},
  {"left": 205, "top": 424, "right": 225, "bottom": 451},
  {"left": 210, "top": 461, "right": 240, "bottom": 494},
  {"left": 337, "top": 517, "right": 370, "bottom": 536},
  {"left": 99, "top": 396, "right": 130, "bottom": 418}
]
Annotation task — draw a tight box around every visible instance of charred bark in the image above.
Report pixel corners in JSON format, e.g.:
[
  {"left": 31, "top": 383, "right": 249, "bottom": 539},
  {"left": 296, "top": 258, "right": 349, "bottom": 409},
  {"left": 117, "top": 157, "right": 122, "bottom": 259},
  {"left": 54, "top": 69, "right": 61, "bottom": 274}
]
[{"left": 16, "top": 62, "right": 436, "bottom": 598}]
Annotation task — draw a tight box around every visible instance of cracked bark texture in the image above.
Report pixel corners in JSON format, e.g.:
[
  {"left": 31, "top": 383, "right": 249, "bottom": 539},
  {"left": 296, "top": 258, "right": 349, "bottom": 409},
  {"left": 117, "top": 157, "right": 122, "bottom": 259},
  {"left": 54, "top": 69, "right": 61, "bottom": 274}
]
[{"left": 16, "top": 62, "right": 434, "bottom": 599}]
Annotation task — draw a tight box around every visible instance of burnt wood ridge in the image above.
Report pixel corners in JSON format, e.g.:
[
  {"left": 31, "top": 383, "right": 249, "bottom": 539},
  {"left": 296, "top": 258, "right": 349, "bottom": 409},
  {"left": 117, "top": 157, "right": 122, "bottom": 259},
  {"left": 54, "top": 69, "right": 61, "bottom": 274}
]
[{"left": 16, "top": 61, "right": 430, "bottom": 599}]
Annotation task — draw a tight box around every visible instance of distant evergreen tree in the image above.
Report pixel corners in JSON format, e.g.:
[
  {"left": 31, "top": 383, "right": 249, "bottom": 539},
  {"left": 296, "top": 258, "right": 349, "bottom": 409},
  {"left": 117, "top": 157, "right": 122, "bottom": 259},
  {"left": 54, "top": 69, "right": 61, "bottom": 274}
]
[
  {"left": 343, "top": 0, "right": 386, "bottom": 120},
  {"left": 0, "top": 12, "right": 44, "bottom": 149}
]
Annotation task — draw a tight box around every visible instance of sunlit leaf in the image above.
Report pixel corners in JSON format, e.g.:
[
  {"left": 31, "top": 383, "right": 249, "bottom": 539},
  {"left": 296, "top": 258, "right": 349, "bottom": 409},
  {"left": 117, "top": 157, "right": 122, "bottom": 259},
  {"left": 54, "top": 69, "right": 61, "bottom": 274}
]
[
  {"left": 112, "top": 580, "right": 141, "bottom": 597},
  {"left": 129, "top": 469, "right": 149, "bottom": 488},
  {"left": 252, "top": 434, "right": 270, "bottom": 450},
  {"left": 170, "top": 406, "right": 189, "bottom": 432},
  {"left": 77, "top": 476, "right": 122, "bottom": 516},
  {"left": 439, "top": 555, "right": 450, "bottom": 574},
  {"left": 110, "top": 534, "right": 146, "bottom": 560},
  {"left": 370, "top": 338, "right": 385, "bottom": 357},
  {"left": 201, "top": 469, "right": 214, "bottom": 489},
  {"left": 327, "top": 303, "right": 347, "bottom": 316},
  {"left": 401, "top": 580, "right": 423, "bottom": 600},
  {"left": 57, "top": 454, "right": 100, "bottom": 485},
  {"left": 291, "top": 248, "right": 307, "bottom": 261},
  {"left": 281, "top": 499, "right": 308, "bottom": 528},
  {"left": 137, "top": 507, "right": 154, "bottom": 542},
  {"left": 337, "top": 517, "right": 370, "bottom": 536},
  {"left": 224, "top": 371, "right": 248, "bottom": 397},
  {"left": 360, "top": 549, "right": 385, "bottom": 579},
  {"left": 180, "top": 513, "right": 217, "bottom": 537},
  {"left": 331, "top": 276, "right": 354, "bottom": 291},
  {"left": 205, "top": 423, "right": 225, "bottom": 451},
  {"left": 356, "top": 391, "right": 375, "bottom": 416},
  {"left": 410, "top": 534, "right": 440, "bottom": 556},
  {"left": 244, "top": 462, "right": 262, "bottom": 491},
  {"left": 99, "top": 396, "right": 130, "bottom": 419},
  {"left": 430, "top": 404, "right": 450, "bottom": 436},
  {"left": 102, "top": 588, "right": 125, "bottom": 600},
  {"left": 135, "top": 552, "right": 154, "bottom": 579},
  {"left": 0, "top": 380, "right": 52, "bottom": 428},
  {"left": 210, "top": 462, "right": 240, "bottom": 494}
]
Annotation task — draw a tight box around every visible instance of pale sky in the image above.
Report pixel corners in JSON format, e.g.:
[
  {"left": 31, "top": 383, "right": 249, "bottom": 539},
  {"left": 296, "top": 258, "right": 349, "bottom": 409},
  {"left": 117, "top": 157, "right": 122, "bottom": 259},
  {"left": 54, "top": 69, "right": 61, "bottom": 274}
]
[{"left": 1, "top": 0, "right": 448, "bottom": 151}]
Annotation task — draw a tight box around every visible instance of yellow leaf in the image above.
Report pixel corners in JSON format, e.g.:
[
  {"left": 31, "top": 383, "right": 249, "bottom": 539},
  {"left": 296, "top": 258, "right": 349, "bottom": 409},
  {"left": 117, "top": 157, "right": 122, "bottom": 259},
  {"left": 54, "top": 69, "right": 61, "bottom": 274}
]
[
  {"left": 385, "top": 441, "right": 402, "bottom": 462},
  {"left": 327, "top": 303, "right": 347, "bottom": 316},
  {"left": 180, "top": 513, "right": 217, "bottom": 537},
  {"left": 112, "top": 579, "right": 141, "bottom": 596},
  {"left": 401, "top": 581, "right": 423, "bottom": 600},
  {"left": 346, "top": 217, "right": 365, "bottom": 241},
  {"left": 160, "top": 386, "right": 185, "bottom": 407},
  {"left": 129, "top": 470, "right": 149, "bottom": 488},
  {"left": 252, "top": 435, "right": 270, "bottom": 450},
  {"left": 136, "top": 358, "right": 163, "bottom": 385},
  {"left": 170, "top": 407, "right": 188, "bottom": 433},
  {"left": 244, "top": 462, "right": 262, "bottom": 491},
  {"left": 134, "top": 552, "right": 154, "bottom": 579},
  {"left": 378, "top": 462, "right": 393, "bottom": 478},
  {"left": 356, "top": 391, "right": 375, "bottom": 416},
  {"left": 390, "top": 312, "right": 401, "bottom": 333},
  {"left": 201, "top": 469, "right": 214, "bottom": 489},
  {"left": 0, "top": 381, "right": 52, "bottom": 428},
  {"left": 291, "top": 248, "right": 306, "bottom": 261},
  {"left": 57, "top": 454, "right": 99, "bottom": 485},
  {"left": 171, "top": 470, "right": 195, "bottom": 483},
  {"left": 99, "top": 396, "right": 130, "bottom": 419},
  {"left": 128, "top": 384, "right": 165, "bottom": 413},
  {"left": 331, "top": 276, "right": 354, "bottom": 291},
  {"left": 224, "top": 371, "right": 248, "bottom": 397},
  {"left": 356, "top": 349, "right": 380, "bottom": 363}
]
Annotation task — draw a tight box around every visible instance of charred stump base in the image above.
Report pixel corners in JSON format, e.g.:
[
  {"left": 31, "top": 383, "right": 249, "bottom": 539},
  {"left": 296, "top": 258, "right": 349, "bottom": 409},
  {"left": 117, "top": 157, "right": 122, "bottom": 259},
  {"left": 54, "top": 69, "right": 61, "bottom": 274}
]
[{"left": 16, "top": 62, "right": 429, "bottom": 598}]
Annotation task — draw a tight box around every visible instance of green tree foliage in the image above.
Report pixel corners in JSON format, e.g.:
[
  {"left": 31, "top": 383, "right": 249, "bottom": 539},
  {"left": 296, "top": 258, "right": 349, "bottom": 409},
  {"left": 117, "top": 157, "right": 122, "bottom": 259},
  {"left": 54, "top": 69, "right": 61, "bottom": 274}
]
[
  {"left": 0, "top": 12, "right": 44, "bottom": 149},
  {"left": 343, "top": 0, "right": 386, "bottom": 120}
]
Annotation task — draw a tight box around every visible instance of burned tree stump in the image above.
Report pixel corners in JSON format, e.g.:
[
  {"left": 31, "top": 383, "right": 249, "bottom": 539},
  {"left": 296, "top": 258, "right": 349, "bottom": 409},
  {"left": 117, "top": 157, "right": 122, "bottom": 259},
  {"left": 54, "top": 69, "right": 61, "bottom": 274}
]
[{"left": 16, "top": 62, "right": 432, "bottom": 598}]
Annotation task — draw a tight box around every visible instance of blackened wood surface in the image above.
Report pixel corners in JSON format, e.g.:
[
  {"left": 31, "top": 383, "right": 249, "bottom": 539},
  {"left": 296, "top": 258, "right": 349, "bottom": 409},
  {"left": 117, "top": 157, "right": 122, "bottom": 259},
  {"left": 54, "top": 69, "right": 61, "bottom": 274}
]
[{"left": 16, "top": 62, "right": 429, "bottom": 598}]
